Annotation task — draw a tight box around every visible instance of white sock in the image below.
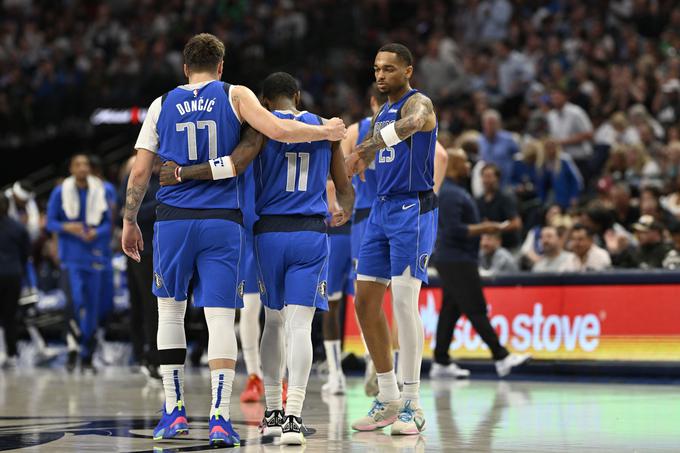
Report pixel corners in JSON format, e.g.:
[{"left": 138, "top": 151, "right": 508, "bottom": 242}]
[
  {"left": 160, "top": 365, "right": 184, "bottom": 412},
  {"left": 394, "top": 349, "right": 403, "bottom": 385},
  {"left": 261, "top": 307, "right": 285, "bottom": 411},
  {"left": 284, "top": 305, "right": 315, "bottom": 418},
  {"left": 376, "top": 370, "right": 400, "bottom": 402},
  {"left": 391, "top": 271, "right": 423, "bottom": 406},
  {"left": 324, "top": 340, "right": 343, "bottom": 379},
  {"left": 210, "top": 368, "right": 235, "bottom": 419},
  {"left": 241, "top": 293, "right": 262, "bottom": 378}
]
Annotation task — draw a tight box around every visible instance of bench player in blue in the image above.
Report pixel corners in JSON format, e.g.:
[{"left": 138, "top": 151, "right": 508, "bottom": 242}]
[
  {"left": 121, "top": 34, "right": 346, "bottom": 447},
  {"left": 158, "top": 72, "right": 355, "bottom": 445},
  {"left": 346, "top": 43, "right": 438, "bottom": 436}
]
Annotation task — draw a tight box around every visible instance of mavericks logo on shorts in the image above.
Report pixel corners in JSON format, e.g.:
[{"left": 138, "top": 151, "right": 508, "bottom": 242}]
[
  {"left": 418, "top": 253, "right": 430, "bottom": 272},
  {"left": 237, "top": 281, "right": 245, "bottom": 299},
  {"left": 153, "top": 272, "right": 163, "bottom": 289},
  {"left": 318, "top": 280, "right": 328, "bottom": 298}
]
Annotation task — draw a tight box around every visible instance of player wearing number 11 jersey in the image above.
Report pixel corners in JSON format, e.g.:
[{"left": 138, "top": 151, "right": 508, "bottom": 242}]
[
  {"left": 157, "top": 72, "right": 354, "bottom": 445},
  {"left": 121, "top": 34, "right": 346, "bottom": 447}
]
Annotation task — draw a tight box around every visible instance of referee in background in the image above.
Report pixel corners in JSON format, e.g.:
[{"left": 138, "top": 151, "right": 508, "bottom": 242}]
[{"left": 431, "top": 148, "right": 530, "bottom": 378}]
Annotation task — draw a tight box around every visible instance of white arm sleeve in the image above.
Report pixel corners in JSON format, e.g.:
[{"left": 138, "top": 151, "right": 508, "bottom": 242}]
[{"left": 134, "top": 96, "right": 162, "bottom": 153}]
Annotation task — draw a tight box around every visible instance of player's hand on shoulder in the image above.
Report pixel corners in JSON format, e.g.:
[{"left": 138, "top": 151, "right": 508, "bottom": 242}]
[
  {"left": 159, "top": 161, "right": 180, "bottom": 186},
  {"left": 325, "top": 117, "right": 347, "bottom": 141}
]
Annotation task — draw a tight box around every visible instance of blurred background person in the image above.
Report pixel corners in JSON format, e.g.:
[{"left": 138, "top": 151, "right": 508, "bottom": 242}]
[
  {"left": 479, "top": 232, "right": 518, "bottom": 275},
  {"left": 0, "top": 195, "right": 30, "bottom": 368},
  {"left": 46, "top": 154, "right": 111, "bottom": 373},
  {"left": 476, "top": 163, "right": 522, "bottom": 250},
  {"left": 432, "top": 148, "right": 529, "bottom": 380},
  {"left": 532, "top": 226, "right": 577, "bottom": 273},
  {"left": 568, "top": 224, "right": 612, "bottom": 271}
]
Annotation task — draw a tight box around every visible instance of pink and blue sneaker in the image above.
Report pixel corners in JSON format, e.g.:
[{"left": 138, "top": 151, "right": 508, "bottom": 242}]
[
  {"left": 209, "top": 409, "right": 240, "bottom": 447},
  {"left": 153, "top": 401, "right": 189, "bottom": 440}
]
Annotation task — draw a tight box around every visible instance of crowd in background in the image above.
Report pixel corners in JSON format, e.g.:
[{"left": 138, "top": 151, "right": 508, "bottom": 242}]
[{"left": 3, "top": 1, "right": 680, "bottom": 366}]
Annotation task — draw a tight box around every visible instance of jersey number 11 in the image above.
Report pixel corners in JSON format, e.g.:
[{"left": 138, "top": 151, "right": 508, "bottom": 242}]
[{"left": 285, "top": 152, "right": 310, "bottom": 192}]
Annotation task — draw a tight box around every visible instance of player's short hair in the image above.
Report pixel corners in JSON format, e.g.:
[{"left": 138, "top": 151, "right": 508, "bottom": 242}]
[
  {"left": 183, "top": 33, "right": 225, "bottom": 73},
  {"left": 262, "top": 72, "right": 299, "bottom": 101},
  {"left": 378, "top": 43, "right": 413, "bottom": 66},
  {"left": 368, "top": 83, "right": 388, "bottom": 104}
]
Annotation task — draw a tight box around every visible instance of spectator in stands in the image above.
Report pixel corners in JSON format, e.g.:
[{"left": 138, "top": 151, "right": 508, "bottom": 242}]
[
  {"left": 478, "top": 109, "right": 519, "bottom": 190},
  {"left": 0, "top": 195, "right": 30, "bottom": 368},
  {"left": 479, "top": 232, "right": 518, "bottom": 275},
  {"left": 609, "top": 183, "right": 640, "bottom": 231},
  {"left": 639, "top": 186, "right": 678, "bottom": 230},
  {"left": 519, "top": 204, "right": 563, "bottom": 270},
  {"left": 532, "top": 226, "right": 577, "bottom": 273},
  {"left": 476, "top": 163, "right": 522, "bottom": 250},
  {"left": 568, "top": 224, "right": 612, "bottom": 271},
  {"left": 626, "top": 144, "right": 663, "bottom": 190},
  {"left": 547, "top": 86, "right": 594, "bottom": 182},
  {"left": 593, "top": 111, "right": 640, "bottom": 147},
  {"left": 662, "top": 223, "right": 680, "bottom": 269},
  {"left": 630, "top": 215, "right": 670, "bottom": 269},
  {"left": 537, "top": 139, "right": 583, "bottom": 210},
  {"left": 511, "top": 139, "right": 543, "bottom": 230}
]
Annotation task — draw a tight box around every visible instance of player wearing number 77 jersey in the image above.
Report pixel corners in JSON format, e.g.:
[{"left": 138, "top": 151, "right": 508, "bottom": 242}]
[
  {"left": 159, "top": 72, "right": 355, "bottom": 445},
  {"left": 121, "top": 34, "right": 346, "bottom": 448}
]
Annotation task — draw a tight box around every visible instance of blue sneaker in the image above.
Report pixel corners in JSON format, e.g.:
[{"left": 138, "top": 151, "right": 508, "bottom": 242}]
[
  {"left": 153, "top": 401, "right": 189, "bottom": 440},
  {"left": 209, "top": 409, "right": 240, "bottom": 447}
]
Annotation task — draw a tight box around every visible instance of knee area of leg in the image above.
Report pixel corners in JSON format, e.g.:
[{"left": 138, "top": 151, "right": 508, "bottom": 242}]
[{"left": 157, "top": 298, "right": 186, "bottom": 321}]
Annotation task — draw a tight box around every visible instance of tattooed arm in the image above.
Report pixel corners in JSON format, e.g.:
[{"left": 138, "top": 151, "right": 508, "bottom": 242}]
[
  {"left": 351, "top": 93, "right": 436, "bottom": 171},
  {"left": 122, "top": 149, "right": 156, "bottom": 262},
  {"left": 159, "top": 126, "right": 266, "bottom": 186}
]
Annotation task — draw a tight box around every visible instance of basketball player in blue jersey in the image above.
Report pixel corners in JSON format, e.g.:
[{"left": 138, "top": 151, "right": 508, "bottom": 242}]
[
  {"left": 158, "top": 72, "right": 354, "bottom": 445},
  {"left": 121, "top": 34, "right": 346, "bottom": 448},
  {"left": 346, "top": 43, "right": 438, "bottom": 436}
]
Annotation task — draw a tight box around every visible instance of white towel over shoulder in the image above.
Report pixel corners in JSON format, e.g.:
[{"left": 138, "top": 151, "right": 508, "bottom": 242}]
[{"left": 61, "top": 175, "right": 108, "bottom": 226}]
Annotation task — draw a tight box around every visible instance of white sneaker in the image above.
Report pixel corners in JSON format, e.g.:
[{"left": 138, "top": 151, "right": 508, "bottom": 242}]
[
  {"left": 495, "top": 353, "right": 531, "bottom": 377},
  {"left": 321, "top": 374, "right": 347, "bottom": 395},
  {"left": 280, "top": 415, "right": 305, "bottom": 445},
  {"left": 429, "top": 362, "right": 470, "bottom": 379},
  {"left": 390, "top": 400, "right": 426, "bottom": 435},
  {"left": 364, "top": 358, "right": 378, "bottom": 397},
  {"left": 351, "top": 399, "right": 401, "bottom": 431}
]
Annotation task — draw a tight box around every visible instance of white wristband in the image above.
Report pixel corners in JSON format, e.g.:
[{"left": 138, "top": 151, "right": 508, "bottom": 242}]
[
  {"left": 209, "top": 156, "right": 236, "bottom": 180},
  {"left": 380, "top": 122, "right": 402, "bottom": 147}
]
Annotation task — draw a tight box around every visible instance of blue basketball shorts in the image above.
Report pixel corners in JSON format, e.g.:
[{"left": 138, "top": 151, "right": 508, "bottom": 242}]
[
  {"left": 153, "top": 218, "right": 245, "bottom": 308},
  {"left": 254, "top": 230, "right": 329, "bottom": 312},
  {"left": 356, "top": 191, "right": 438, "bottom": 284},
  {"left": 243, "top": 228, "right": 260, "bottom": 295},
  {"left": 327, "top": 230, "right": 353, "bottom": 299}
]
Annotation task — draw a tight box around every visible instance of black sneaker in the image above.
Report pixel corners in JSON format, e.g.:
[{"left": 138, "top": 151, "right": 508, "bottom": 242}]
[
  {"left": 66, "top": 350, "right": 78, "bottom": 373},
  {"left": 259, "top": 409, "right": 284, "bottom": 437},
  {"left": 80, "top": 357, "right": 98, "bottom": 375},
  {"left": 281, "top": 415, "right": 305, "bottom": 445}
]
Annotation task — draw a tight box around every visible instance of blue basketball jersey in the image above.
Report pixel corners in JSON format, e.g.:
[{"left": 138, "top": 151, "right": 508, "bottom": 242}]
[
  {"left": 156, "top": 80, "right": 243, "bottom": 210},
  {"left": 254, "top": 111, "right": 331, "bottom": 216},
  {"left": 353, "top": 117, "right": 378, "bottom": 210},
  {"left": 373, "top": 89, "right": 437, "bottom": 196}
]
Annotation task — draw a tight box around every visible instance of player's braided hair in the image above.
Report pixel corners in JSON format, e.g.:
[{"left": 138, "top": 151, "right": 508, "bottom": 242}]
[{"left": 183, "top": 33, "right": 225, "bottom": 73}]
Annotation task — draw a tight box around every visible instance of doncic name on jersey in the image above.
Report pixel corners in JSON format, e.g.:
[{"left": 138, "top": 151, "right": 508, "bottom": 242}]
[{"left": 175, "top": 96, "right": 217, "bottom": 115}]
